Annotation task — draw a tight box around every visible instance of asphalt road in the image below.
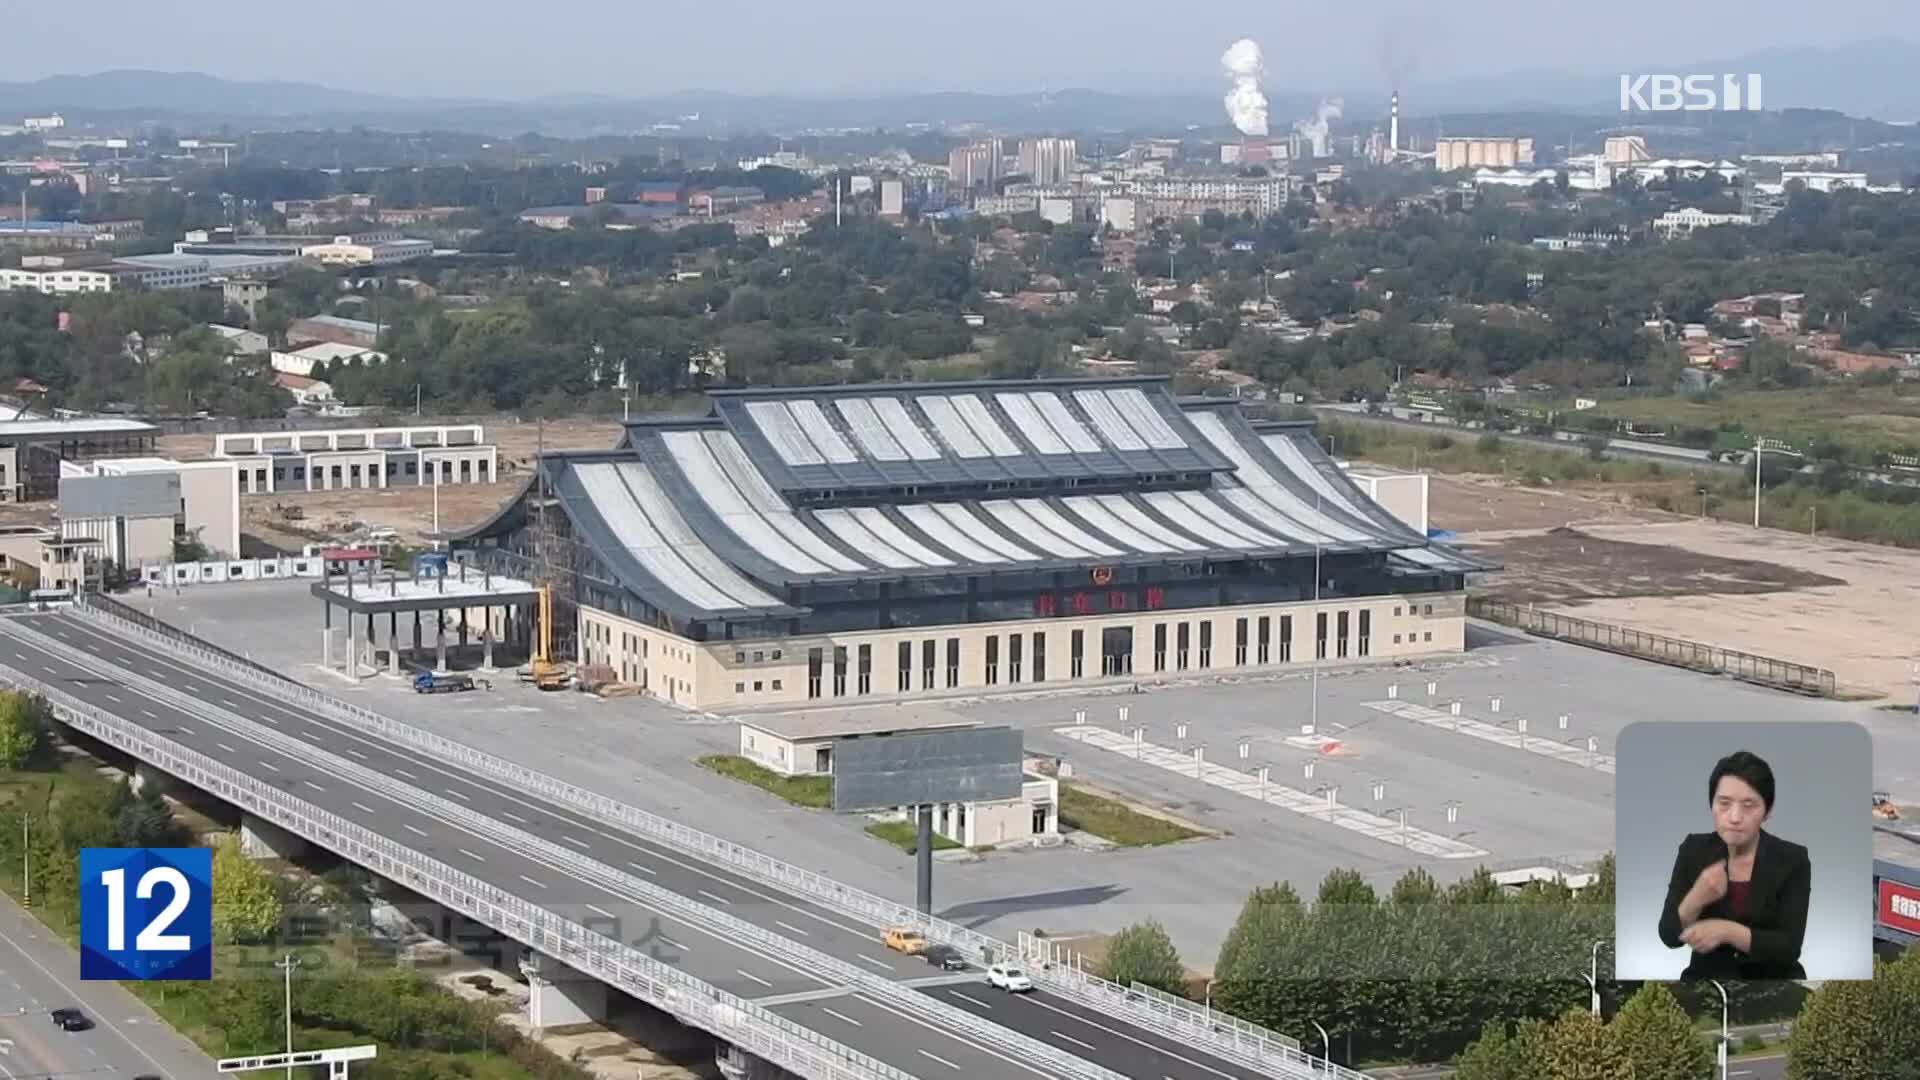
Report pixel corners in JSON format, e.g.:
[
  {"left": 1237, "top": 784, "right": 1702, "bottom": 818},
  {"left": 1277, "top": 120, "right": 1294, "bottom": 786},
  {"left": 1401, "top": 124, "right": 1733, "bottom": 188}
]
[
  {"left": 0, "top": 892, "right": 221, "bottom": 1080},
  {"left": 2, "top": 612, "right": 1284, "bottom": 1080},
  {"left": 1728, "top": 1055, "right": 1786, "bottom": 1080}
]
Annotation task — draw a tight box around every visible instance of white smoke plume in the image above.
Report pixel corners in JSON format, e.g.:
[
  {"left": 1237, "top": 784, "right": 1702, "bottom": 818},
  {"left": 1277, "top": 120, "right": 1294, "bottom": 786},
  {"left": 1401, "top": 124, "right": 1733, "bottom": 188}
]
[
  {"left": 1221, "top": 38, "right": 1269, "bottom": 137},
  {"left": 1293, "top": 99, "right": 1343, "bottom": 157}
]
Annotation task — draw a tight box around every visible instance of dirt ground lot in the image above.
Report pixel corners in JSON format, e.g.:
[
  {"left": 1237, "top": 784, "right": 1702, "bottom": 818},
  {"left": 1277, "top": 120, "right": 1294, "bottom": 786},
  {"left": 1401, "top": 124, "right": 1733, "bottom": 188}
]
[
  {"left": 165, "top": 419, "right": 626, "bottom": 552},
  {"left": 1430, "top": 474, "right": 1919, "bottom": 697}
]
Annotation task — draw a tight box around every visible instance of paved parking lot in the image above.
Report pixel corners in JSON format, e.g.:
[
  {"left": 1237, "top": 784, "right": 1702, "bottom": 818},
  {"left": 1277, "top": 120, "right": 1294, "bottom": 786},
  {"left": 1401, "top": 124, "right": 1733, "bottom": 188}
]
[{"left": 119, "top": 581, "right": 1905, "bottom": 971}]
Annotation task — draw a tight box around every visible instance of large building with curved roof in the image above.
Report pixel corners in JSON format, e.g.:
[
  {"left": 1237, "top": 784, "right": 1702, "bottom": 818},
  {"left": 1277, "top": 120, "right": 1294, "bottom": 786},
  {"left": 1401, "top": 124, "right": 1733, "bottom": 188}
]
[{"left": 455, "top": 377, "right": 1489, "bottom": 709}]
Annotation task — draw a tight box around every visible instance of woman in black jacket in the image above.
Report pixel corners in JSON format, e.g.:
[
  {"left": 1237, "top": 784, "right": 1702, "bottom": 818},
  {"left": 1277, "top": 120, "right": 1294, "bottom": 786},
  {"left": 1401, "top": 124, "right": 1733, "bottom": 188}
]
[{"left": 1657, "top": 750, "right": 1811, "bottom": 980}]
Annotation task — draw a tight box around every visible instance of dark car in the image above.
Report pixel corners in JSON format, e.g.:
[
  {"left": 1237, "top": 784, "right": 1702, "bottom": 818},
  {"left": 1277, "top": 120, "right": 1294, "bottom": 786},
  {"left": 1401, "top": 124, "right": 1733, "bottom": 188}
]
[
  {"left": 50, "top": 1008, "right": 92, "bottom": 1032},
  {"left": 924, "top": 944, "right": 968, "bottom": 971}
]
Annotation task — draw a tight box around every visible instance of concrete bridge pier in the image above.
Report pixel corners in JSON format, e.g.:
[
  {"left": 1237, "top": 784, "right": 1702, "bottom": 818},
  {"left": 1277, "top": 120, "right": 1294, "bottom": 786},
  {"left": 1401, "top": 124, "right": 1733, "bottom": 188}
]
[
  {"left": 715, "top": 1044, "right": 795, "bottom": 1080},
  {"left": 238, "top": 814, "right": 310, "bottom": 859},
  {"left": 131, "top": 762, "right": 175, "bottom": 798},
  {"left": 519, "top": 952, "right": 607, "bottom": 1031}
]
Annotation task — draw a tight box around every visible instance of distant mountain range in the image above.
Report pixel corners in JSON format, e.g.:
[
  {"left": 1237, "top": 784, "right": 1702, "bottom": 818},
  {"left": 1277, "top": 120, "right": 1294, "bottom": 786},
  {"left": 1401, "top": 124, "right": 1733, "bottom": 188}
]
[{"left": 0, "top": 39, "right": 1914, "bottom": 136}]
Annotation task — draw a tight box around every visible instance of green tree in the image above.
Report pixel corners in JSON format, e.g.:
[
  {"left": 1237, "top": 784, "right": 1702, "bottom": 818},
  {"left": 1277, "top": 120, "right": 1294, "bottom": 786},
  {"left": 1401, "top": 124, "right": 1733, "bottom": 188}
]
[
  {"left": 1316, "top": 867, "right": 1378, "bottom": 906},
  {"left": 1542, "top": 1007, "right": 1632, "bottom": 1080},
  {"left": 1611, "top": 983, "right": 1712, "bottom": 1080},
  {"left": 211, "top": 833, "right": 283, "bottom": 944},
  {"left": 1389, "top": 867, "right": 1442, "bottom": 906},
  {"left": 1453, "top": 1018, "right": 1548, "bottom": 1080},
  {"left": 1788, "top": 949, "right": 1920, "bottom": 1080},
  {"left": 1099, "top": 919, "right": 1188, "bottom": 996},
  {"left": 115, "top": 786, "right": 184, "bottom": 848},
  {"left": 0, "top": 691, "right": 47, "bottom": 770},
  {"left": 55, "top": 778, "right": 132, "bottom": 853}
]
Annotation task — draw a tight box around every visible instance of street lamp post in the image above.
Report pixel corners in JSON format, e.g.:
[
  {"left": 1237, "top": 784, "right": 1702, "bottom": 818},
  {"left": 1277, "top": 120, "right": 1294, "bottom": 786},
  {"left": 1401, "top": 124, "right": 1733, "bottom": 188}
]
[
  {"left": 1710, "top": 978, "right": 1729, "bottom": 1080},
  {"left": 275, "top": 953, "right": 301, "bottom": 1080},
  {"left": 1311, "top": 1020, "right": 1331, "bottom": 1077},
  {"left": 20, "top": 816, "right": 27, "bottom": 906},
  {"left": 1582, "top": 939, "right": 1605, "bottom": 1017}
]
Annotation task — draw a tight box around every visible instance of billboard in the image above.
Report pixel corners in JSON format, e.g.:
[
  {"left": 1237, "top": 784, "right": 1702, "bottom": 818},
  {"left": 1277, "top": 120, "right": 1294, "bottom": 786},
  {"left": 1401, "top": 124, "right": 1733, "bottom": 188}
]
[{"left": 831, "top": 726, "right": 1024, "bottom": 812}]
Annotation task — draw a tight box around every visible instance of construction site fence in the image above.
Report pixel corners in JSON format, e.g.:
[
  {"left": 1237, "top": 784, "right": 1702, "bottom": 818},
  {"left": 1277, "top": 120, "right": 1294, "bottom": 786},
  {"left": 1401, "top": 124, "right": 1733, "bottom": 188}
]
[{"left": 1467, "top": 598, "right": 1836, "bottom": 697}]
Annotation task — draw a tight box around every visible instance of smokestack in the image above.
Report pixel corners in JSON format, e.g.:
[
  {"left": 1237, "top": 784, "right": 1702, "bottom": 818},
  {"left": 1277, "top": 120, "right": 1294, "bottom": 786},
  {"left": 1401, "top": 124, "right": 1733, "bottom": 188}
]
[{"left": 1390, "top": 90, "right": 1400, "bottom": 154}]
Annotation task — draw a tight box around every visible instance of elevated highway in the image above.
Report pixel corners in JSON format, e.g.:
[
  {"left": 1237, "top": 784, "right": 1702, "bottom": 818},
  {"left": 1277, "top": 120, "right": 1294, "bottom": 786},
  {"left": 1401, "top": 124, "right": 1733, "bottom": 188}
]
[{"left": 0, "top": 600, "right": 1363, "bottom": 1080}]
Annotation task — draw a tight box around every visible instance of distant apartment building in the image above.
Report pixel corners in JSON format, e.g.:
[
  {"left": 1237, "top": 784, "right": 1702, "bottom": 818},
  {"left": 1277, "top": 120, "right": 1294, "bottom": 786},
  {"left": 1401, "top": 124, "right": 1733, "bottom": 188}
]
[
  {"left": 1744, "top": 152, "right": 1841, "bottom": 168},
  {"left": 224, "top": 278, "right": 272, "bottom": 320},
  {"left": 1133, "top": 176, "right": 1291, "bottom": 221},
  {"left": 0, "top": 220, "right": 105, "bottom": 252},
  {"left": 22, "top": 115, "right": 64, "bottom": 131},
  {"left": 1018, "top": 137, "right": 1078, "bottom": 186},
  {"left": 947, "top": 139, "right": 1006, "bottom": 191},
  {"left": 1655, "top": 207, "right": 1754, "bottom": 237},
  {"left": 973, "top": 194, "right": 1040, "bottom": 217},
  {"left": 1101, "top": 196, "right": 1138, "bottom": 234},
  {"left": 1604, "top": 136, "right": 1652, "bottom": 165},
  {"left": 1434, "top": 137, "right": 1536, "bottom": 171},
  {"left": 634, "top": 181, "right": 686, "bottom": 206},
  {"left": 879, "top": 179, "right": 906, "bottom": 217}
]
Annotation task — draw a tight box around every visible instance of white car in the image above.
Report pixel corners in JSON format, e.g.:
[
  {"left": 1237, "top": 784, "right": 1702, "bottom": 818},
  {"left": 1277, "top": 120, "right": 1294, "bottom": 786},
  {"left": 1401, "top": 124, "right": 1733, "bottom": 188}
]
[{"left": 986, "top": 963, "right": 1033, "bottom": 993}]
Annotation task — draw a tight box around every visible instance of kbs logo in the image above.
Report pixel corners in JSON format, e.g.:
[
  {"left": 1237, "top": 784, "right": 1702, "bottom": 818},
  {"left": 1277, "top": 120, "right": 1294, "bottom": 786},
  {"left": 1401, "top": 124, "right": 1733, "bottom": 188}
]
[
  {"left": 1619, "top": 74, "right": 1764, "bottom": 113},
  {"left": 1880, "top": 879, "right": 1920, "bottom": 936}
]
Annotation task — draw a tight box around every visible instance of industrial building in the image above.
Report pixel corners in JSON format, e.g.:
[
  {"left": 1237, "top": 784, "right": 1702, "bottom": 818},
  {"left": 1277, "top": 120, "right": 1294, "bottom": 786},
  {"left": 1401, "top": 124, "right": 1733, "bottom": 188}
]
[
  {"left": 215, "top": 423, "right": 498, "bottom": 495},
  {"left": 1434, "top": 137, "right": 1536, "bottom": 171},
  {"left": 60, "top": 456, "right": 241, "bottom": 559},
  {"left": 454, "top": 377, "right": 1487, "bottom": 711},
  {"left": 1017, "top": 138, "right": 1078, "bottom": 186},
  {"left": 0, "top": 417, "right": 160, "bottom": 502}
]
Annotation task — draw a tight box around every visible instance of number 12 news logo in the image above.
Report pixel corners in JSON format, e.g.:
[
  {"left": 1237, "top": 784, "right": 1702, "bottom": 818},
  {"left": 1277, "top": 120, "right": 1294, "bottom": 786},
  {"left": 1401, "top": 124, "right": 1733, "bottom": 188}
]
[{"left": 80, "top": 849, "right": 213, "bottom": 981}]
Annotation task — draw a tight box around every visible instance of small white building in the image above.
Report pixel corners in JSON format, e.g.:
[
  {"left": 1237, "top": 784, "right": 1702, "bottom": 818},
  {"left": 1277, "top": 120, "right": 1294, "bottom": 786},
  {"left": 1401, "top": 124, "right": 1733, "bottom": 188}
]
[
  {"left": 273, "top": 372, "right": 337, "bottom": 409},
  {"left": 1780, "top": 170, "right": 1869, "bottom": 193},
  {"left": 300, "top": 235, "right": 434, "bottom": 267},
  {"left": 210, "top": 324, "right": 270, "bottom": 355},
  {"left": 1342, "top": 465, "right": 1429, "bottom": 535},
  {"left": 215, "top": 423, "right": 497, "bottom": 495},
  {"left": 270, "top": 341, "right": 388, "bottom": 378},
  {"left": 1655, "top": 207, "right": 1754, "bottom": 238},
  {"left": 736, "top": 710, "right": 1060, "bottom": 848}
]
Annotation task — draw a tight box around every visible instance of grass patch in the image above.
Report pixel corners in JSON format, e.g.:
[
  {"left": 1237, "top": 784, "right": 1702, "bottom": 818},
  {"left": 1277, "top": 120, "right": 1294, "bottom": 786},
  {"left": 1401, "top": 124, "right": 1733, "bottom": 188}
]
[
  {"left": 1059, "top": 783, "right": 1204, "bottom": 847},
  {"left": 864, "top": 820, "right": 962, "bottom": 854},
  {"left": 697, "top": 754, "right": 833, "bottom": 808}
]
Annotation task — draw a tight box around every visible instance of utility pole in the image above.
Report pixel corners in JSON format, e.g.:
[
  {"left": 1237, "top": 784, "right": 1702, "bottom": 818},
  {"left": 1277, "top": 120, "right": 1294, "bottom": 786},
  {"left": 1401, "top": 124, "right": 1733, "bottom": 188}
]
[
  {"left": 1752, "top": 441, "right": 1763, "bottom": 528},
  {"left": 20, "top": 816, "right": 27, "bottom": 905},
  {"left": 275, "top": 953, "right": 301, "bottom": 1080}
]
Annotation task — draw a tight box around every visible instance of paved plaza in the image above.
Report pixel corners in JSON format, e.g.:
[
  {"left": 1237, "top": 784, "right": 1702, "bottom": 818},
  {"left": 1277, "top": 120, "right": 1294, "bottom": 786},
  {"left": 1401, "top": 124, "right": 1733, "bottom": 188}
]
[{"left": 119, "top": 580, "right": 1906, "bottom": 971}]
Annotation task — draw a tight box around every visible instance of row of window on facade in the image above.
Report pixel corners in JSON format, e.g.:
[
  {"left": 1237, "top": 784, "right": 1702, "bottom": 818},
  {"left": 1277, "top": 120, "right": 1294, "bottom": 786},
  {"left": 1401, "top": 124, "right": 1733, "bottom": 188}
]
[
  {"left": 236, "top": 457, "right": 485, "bottom": 493},
  {"left": 800, "top": 606, "right": 1432, "bottom": 701}
]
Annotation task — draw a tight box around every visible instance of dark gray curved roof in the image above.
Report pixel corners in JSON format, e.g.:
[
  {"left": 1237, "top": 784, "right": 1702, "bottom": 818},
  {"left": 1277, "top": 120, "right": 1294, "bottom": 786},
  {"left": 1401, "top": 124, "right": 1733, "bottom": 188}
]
[{"left": 461, "top": 378, "right": 1491, "bottom": 623}]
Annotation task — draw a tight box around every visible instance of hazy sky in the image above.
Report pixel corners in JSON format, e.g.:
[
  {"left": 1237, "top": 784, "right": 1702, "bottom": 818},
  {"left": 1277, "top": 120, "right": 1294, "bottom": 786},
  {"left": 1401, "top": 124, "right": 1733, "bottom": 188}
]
[{"left": 7, "top": 0, "right": 1915, "bottom": 99}]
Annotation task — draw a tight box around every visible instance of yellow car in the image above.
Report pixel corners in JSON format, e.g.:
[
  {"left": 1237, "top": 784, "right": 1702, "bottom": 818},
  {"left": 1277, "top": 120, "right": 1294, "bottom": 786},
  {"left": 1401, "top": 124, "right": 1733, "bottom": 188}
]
[{"left": 882, "top": 927, "right": 928, "bottom": 954}]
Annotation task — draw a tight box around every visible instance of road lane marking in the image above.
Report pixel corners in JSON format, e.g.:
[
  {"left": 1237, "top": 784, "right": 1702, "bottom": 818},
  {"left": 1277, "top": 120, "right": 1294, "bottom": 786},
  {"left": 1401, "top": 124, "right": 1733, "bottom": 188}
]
[
  {"left": 696, "top": 889, "right": 731, "bottom": 905},
  {"left": 657, "top": 935, "right": 687, "bottom": 951},
  {"left": 140, "top": 709, "right": 158, "bottom": 719},
  {"left": 345, "top": 749, "right": 368, "bottom": 760},
  {"left": 216, "top": 742, "right": 237, "bottom": 753},
  {"left": 257, "top": 760, "right": 280, "bottom": 772},
  {"left": 352, "top": 802, "right": 377, "bottom": 815},
  {"left": 103, "top": 691, "right": 121, "bottom": 703},
  {"left": 951, "top": 992, "right": 992, "bottom": 1009},
  {"left": 820, "top": 1007, "right": 862, "bottom": 1026},
  {"left": 1051, "top": 1031, "right": 1097, "bottom": 1052},
  {"left": 627, "top": 861, "right": 656, "bottom": 876},
  {"left": 916, "top": 1050, "right": 960, "bottom": 1070},
  {"left": 458, "top": 849, "right": 485, "bottom": 862},
  {"left": 304, "top": 781, "right": 325, "bottom": 792},
  {"left": 1019, "top": 993, "right": 1240, "bottom": 1080},
  {"left": 501, "top": 811, "right": 528, "bottom": 824},
  {"left": 561, "top": 834, "right": 590, "bottom": 849},
  {"left": 393, "top": 767, "right": 418, "bottom": 780},
  {"left": 518, "top": 874, "right": 546, "bottom": 889},
  {"left": 445, "top": 788, "right": 471, "bottom": 801},
  {"left": 854, "top": 954, "right": 893, "bottom": 971},
  {"left": 175, "top": 724, "right": 193, "bottom": 735},
  {"left": 586, "top": 904, "right": 616, "bottom": 919},
  {"left": 403, "top": 824, "right": 427, "bottom": 837},
  {"left": 775, "top": 920, "right": 810, "bottom": 937},
  {"left": 734, "top": 969, "right": 772, "bottom": 988}
]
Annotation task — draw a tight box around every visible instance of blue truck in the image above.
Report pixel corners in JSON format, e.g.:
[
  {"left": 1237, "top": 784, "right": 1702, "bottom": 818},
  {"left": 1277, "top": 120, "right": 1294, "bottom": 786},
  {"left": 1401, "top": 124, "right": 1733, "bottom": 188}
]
[{"left": 412, "top": 671, "right": 478, "bottom": 694}]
